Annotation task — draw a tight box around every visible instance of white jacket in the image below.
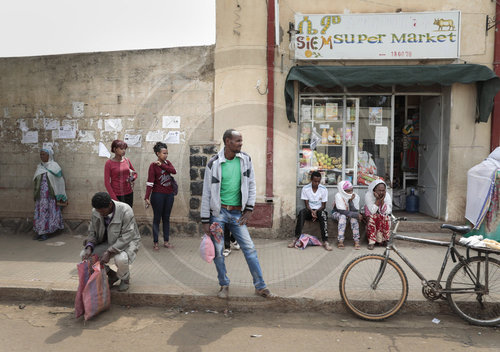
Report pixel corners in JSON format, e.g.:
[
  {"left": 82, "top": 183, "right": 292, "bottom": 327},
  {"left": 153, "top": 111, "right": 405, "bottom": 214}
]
[{"left": 200, "top": 148, "right": 256, "bottom": 223}]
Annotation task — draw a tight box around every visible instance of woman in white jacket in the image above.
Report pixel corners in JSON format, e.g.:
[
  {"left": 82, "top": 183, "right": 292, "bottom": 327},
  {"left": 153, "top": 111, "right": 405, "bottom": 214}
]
[{"left": 331, "top": 180, "right": 363, "bottom": 249}]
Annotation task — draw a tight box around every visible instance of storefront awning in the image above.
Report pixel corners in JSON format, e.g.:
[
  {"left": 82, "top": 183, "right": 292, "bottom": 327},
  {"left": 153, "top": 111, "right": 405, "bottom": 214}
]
[{"left": 285, "top": 64, "right": 500, "bottom": 123}]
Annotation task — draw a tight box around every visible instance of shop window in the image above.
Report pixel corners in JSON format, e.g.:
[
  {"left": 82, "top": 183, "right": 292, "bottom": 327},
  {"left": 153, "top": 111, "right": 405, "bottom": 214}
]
[{"left": 297, "top": 94, "right": 393, "bottom": 188}]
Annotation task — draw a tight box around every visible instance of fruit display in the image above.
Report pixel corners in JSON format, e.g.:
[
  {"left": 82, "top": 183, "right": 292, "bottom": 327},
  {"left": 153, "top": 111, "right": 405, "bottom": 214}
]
[{"left": 313, "top": 150, "right": 342, "bottom": 170}]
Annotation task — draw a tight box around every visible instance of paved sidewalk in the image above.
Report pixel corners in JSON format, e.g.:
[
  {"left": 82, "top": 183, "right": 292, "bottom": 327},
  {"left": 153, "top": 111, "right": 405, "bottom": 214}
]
[{"left": 0, "top": 230, "right": 464, "bottom": 313}]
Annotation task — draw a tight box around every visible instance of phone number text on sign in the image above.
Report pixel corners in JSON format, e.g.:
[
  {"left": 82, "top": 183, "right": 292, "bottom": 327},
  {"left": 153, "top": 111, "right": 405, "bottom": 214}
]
[{"left": 391, "top": 51, "right": 412, "bottom": 57}]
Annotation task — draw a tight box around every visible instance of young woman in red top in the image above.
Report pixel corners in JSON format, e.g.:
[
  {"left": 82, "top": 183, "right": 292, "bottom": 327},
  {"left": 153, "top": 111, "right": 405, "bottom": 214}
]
[
  {"left": 104, "top": 140, "right": 137, "bottom": 207},
  {"left": 145, "top": 142, "right": 177, "bottom": 250}
]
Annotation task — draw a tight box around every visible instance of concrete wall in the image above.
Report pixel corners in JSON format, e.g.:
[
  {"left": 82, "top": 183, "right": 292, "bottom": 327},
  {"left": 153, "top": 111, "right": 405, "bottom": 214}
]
[
  {"left": 0, "top": 46, "right": 214, "bottom": 232},
  {"left": 214, "top": 0, "right": 496, "bottom": 230}
]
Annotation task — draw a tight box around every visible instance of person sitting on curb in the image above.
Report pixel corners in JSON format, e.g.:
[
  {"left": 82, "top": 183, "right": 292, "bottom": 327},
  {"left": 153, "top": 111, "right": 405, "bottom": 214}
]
[
  {"left": 364, "top": 179, "right": 392, "bottom": 250},
  {"left": 331, "top": 180, "right": 363, "bottom": 250},
  {"left": 81, "top": 192, "right": 141, "bottom": 292},
  {"left": 289, "top": 171, "right": 332, "bottom": 251}
]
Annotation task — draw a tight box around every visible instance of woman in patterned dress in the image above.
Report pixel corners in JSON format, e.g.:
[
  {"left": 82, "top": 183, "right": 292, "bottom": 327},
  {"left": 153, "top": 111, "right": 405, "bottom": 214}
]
[
  {"left": 33, "top": 149, "right": 67, "bottom": 240},
  {"left": 364, "top": 179, "right": 392, "bottom": 250}
]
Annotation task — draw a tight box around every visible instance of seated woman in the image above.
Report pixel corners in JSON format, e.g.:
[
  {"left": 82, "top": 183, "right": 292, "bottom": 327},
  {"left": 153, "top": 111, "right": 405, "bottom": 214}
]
[
  {"left": 33, "top": 149, "right": 67, "bottom": 241},
  {"left": 364, "top": 179, "right": 392, "bottom": 250},
  {"left": 331, "top": 180, "right": 362, "bottom": 250}
]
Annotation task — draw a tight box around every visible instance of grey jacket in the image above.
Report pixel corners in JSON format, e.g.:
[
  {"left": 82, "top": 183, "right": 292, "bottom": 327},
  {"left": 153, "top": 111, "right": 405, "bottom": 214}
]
[
  {"left": 86, "top": 200, "right": 141, "bottom": 263},
  {"left": 200, "top": 148, "right": 256, "bottom": 223}
]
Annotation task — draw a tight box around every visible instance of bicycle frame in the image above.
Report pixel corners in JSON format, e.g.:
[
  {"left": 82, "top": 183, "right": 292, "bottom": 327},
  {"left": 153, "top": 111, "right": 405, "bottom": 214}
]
[{"left": 371, "top": 219, "right": 491, "bottom": 296}]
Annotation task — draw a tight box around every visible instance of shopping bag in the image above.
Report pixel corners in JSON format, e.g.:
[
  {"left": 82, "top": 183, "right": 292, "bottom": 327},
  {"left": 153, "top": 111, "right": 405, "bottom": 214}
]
[
  {"left": 296, "top": 234, "right": 322, "bottom": 249},
  {"left": 75, "top": 254, "right": 98, "bottom": 319},
  {"left": 199, "top": 234, "right": 215, "bottom": 263},
  {"left": 82, "top": 261, "right": 111, "bottom": 320}
]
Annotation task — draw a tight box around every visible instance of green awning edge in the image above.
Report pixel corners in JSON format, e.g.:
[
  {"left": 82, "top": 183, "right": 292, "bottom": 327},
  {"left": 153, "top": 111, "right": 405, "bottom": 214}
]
[{"left": 284, "top": 64, "right": 500, "bottom": 123}]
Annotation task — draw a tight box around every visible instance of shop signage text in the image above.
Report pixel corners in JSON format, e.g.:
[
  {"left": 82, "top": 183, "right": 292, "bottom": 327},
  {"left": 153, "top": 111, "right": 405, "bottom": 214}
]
[{"left": 294, "top": 12, "right": 460, "bottom": 60}]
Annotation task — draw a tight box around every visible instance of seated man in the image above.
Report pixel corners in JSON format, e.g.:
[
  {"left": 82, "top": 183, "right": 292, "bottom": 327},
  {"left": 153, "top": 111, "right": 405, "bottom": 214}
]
[
  {"left": 81, "top": 192, "right": 141, "bottom": 292},
  {"left": 289, "top": 171, "right": 332, "bottom": 251}
]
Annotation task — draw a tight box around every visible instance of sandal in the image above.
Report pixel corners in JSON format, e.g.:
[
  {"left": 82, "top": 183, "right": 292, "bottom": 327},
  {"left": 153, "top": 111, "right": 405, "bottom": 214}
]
[
  {"left": 153, "top": 243, "right": 159, "bottom": 251},
  {"left": 367, "top": 244, "right": 375, "bottom": 250},
  {"left": 287, "top": 240, "right": 297, "bottom": 248},
  {"left": 163, "top": 242, "right": 174, "bottom": 248},
  {"left": 337, "top": 241, "right": 345, "bottom": 249},
  {"left": 323, "top": 241, "right": 333, "bottom": 251},
  {"left": 354, "top": 242, "right": 361, "bottom": 250}
]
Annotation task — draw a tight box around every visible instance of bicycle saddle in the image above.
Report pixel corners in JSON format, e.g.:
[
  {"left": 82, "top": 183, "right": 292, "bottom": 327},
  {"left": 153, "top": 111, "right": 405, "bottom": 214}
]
[{"left": 441, "top": 224, "right": 471, "bottom": 234}]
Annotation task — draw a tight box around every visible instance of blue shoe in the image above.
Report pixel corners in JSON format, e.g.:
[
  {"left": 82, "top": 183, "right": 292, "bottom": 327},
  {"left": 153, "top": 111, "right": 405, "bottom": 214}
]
[{"left": 37, "top": 235, "right": 48, "bottom": 241}]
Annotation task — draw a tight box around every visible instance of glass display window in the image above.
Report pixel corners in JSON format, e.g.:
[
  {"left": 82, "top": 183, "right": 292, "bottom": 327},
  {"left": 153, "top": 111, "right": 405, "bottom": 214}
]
[{"left": 298, "top": 94, "right": 393, "bottom": 188}]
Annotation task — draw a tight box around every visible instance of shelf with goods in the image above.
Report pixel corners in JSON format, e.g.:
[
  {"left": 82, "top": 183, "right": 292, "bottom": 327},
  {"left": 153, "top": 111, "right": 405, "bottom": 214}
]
[{"left": 297, "top": 96, "right": 359, "bottom": 187}]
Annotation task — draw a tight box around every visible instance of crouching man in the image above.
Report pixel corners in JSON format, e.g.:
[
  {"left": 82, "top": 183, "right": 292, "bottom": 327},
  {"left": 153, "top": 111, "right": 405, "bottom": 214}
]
[{"left": 81, "top": 192, "right": 141, "bottom": 292}]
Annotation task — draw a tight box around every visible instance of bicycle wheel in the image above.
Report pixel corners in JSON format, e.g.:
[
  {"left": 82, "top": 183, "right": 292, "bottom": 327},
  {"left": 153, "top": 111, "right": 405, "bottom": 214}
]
[
  {"left": 339, "top": 254, "right": 408, "bottom": 321},
  {"left": 446, "top": 256, "right": 500, "bottom": 326}
]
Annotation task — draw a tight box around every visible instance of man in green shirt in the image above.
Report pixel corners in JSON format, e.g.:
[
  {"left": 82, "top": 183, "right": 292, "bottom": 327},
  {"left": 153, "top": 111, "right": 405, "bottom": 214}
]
[{"left": 201, "top": 129, "right": 272, "bottom": 299}]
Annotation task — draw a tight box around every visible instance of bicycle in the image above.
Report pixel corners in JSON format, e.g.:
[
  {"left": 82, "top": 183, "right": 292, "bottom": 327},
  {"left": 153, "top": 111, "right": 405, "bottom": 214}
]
[{"left": 339, "top": 216, "right": 500, "bottom": 326}]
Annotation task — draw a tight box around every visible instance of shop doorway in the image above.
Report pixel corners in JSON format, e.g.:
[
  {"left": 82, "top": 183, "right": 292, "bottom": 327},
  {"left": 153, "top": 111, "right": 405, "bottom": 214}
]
[{"left": 393, "top": 95, "right": 442, "bottom": 218}]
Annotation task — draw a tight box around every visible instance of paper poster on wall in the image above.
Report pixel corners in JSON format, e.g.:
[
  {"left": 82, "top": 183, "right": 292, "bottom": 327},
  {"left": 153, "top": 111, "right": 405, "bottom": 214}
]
[
  {"left": 375, "top": 126, "right": 388, "bottom": 145},
  {"left": 98, "top": 142, "right": 111, "bottom": 158},
  {"left": 18, "top": 119, "right": 28, "bottom": 132},
  {"left": 162, "top": 116, "right": 181, "bottom": 129},
  {"left": 22, "top": 130, "right": 38, "bottom": 144},
  {"left": 164, "top": 131, "right": 180, "bottom": 144},
  {"left": 58, "top": 120, "right": 77, "bottom": 139},
  {"left": 78, "top": 130, "right": 95, "bottom": 142},
  {"left": 146, "top": 130, "right": 164, "bottom": 142},
  {"left": 43, "top": 118, "right": 60, "bottom": 130},
  {"left": 124, "top": 134, "right": 142, "bottom": 147},
  {"left": 369, "top": 107, "right": 383, "bottom": 126},
  {"left": 72, "top": 102, "right": 84, "bottom": 118},
  {"left": 104, "top": 119, "right": 123, "bottom": 132}
]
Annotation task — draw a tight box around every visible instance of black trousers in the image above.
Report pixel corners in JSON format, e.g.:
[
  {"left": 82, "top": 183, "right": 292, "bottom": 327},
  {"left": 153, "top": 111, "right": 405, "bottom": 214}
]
[
  {"left": 223, "top": 226, "right": 236, "bottom": 249},
  {"left": 117, "top": 192, "right": 134, "bottom": 208},
  {"left": 294, "top": 208, "right": 329, "bottom": 242}
]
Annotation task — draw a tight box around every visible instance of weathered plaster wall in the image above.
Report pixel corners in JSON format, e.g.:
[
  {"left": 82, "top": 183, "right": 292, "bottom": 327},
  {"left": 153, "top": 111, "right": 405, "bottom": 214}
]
[
  {"left": 446, "top": 83, "right": 492, "bottom": 221},
  {"left": 0, "top": 46, "right": 214, "bottom": 232}
]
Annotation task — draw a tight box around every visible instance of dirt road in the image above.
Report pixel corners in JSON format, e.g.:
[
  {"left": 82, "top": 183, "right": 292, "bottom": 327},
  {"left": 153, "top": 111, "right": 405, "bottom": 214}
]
[{"left": 0, "top": 302, "right": 497, "bottom": 351}]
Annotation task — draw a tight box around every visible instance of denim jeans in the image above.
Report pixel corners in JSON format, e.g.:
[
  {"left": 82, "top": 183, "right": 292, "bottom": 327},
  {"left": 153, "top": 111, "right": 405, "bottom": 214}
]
[{"left": 210, "top": 208, "right": 267, "bottom": 290}]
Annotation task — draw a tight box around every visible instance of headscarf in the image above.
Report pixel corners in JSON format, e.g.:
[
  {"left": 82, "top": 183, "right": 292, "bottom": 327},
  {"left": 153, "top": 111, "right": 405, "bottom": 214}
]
[
  {"left": 465, "top": 147, "right": 500, "bottom": 228},
  {"left": 33, "top": 149, "right": 67, "bottom": 202},
  {"left": 364, "top": 179, "right": 392, "bottom": 215},
  {"left": 335, "top": 180, "right": 359, "bottom": 211}
]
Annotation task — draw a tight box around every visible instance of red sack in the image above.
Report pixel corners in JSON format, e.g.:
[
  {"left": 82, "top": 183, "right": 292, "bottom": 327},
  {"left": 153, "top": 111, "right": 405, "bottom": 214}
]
[
  {"left": 75, "top": 254, "right": 98, "bottom": 318},
  {"left": 82, "top": 261, "right": 111, "bottom": 320}
]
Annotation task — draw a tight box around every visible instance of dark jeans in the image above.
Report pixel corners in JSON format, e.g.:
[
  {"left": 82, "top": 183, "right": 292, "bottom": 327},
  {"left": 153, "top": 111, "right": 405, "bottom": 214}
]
[
  {"left": 224, "top": 227, "right": 236, "bottom": 249},
  {"left": 150, "top": 192, "right": 174, "bottom": 243},
  {"left": 294, "top": 208, "right": 329, "bottom": 242},
  {"left": 117, "top": 193, "right": 133, "bottom": 208}
]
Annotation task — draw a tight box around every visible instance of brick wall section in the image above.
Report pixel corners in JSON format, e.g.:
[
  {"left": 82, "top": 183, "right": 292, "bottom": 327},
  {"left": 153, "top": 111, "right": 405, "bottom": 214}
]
[{"left": 188, "top": 143, "right": 218, "bottom": 232}]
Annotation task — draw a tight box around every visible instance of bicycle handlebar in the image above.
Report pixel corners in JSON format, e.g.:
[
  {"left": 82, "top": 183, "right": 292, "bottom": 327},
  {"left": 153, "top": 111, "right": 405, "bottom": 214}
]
[{"left": 391, "top": 215, "right": 407, "bottom": 222}]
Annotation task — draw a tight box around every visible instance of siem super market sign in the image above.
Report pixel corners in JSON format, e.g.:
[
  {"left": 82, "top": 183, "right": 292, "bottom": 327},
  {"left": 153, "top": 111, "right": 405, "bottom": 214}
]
[{"left": 294, "top": 11, "right": 460, "bottom": 60}]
